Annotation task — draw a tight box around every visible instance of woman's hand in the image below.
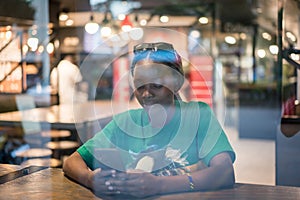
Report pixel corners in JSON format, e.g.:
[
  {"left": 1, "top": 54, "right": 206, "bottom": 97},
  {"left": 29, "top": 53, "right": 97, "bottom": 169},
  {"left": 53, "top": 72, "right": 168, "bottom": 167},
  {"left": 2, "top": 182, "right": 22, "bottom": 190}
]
[
  {"left": 87, "top": 168, "right": 121, "bottom": 196},
  {"left": 103, "top": 170, "right": 161, "bottom": 198}
]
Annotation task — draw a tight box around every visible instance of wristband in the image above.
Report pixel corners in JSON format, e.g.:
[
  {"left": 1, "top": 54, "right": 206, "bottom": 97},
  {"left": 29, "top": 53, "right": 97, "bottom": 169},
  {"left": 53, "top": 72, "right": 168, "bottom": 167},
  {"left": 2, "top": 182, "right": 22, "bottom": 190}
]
[{"left": 186, "top": 173, "right": 195, "bottom": 190}]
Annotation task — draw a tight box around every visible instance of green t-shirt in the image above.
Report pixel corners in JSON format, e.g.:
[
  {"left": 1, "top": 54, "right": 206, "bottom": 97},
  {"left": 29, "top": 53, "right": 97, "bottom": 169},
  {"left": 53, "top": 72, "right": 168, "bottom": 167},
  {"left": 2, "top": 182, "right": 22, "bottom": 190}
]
[{"left": 77, "top": 101, "right": 235, "bottom": 172}]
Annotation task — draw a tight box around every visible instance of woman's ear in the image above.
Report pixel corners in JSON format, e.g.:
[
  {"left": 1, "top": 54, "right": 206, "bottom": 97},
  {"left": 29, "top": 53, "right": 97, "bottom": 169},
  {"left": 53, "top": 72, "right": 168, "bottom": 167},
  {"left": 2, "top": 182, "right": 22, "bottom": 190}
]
[
  {"left": 129, "top": 73, "right": 135, "bottom": 89},
  {"left": 173, "top": 74, "right": 184, "bottom": 92}
]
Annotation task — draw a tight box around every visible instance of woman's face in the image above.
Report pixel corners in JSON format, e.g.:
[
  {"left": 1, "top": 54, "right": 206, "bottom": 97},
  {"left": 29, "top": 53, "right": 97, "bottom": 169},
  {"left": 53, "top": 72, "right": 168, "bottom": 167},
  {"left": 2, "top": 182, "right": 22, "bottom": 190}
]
[{"left": 133, "top": 62, "right": 177, "bottom": 109}]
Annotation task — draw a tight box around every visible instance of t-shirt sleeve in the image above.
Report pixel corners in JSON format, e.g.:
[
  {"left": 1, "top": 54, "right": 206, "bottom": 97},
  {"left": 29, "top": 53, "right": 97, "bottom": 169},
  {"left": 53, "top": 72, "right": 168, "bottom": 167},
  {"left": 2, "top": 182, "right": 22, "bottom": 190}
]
[
  {"left": 197, "top": 102, "right": 236, "bottom": 166},
  {"left": 201, "top": 132, "right": 236, "bottom": 166},
  {"left": 77, "top": 120, "right": 117, "bottom": 170}
]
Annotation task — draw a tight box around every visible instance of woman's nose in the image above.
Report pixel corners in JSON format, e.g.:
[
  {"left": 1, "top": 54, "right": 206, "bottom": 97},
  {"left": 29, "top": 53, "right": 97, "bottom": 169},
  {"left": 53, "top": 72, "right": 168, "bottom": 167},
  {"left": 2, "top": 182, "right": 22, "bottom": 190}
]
[{"left": 141, "top": 86, "right": 152, "bottom": 98}]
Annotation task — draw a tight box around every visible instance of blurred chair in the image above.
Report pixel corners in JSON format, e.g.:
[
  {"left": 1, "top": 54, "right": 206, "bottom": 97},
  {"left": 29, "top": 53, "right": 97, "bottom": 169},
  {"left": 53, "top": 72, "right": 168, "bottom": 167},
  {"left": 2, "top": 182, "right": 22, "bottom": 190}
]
[
  {"left": 15, "top": 94, "right": 71, "bottom": 167},
  {"left": 45, "top": 140, "right": 79, "bottom": 161}
]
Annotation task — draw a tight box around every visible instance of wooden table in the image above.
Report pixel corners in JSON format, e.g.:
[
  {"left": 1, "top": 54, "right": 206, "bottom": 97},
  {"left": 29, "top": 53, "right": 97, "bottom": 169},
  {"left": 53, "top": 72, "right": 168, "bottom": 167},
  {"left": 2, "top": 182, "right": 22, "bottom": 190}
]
[
  {"left": 0, "top": 100, "right": 141, "bottom": 142},
  {"left": 0, "top": 164, "right": 21, "bottom": 176},
  {"left": 0, "top": 165, "right": 299, "bottom": 200},
  {"left": 0, "top": 100, "right": 140, "bottom": 129}
]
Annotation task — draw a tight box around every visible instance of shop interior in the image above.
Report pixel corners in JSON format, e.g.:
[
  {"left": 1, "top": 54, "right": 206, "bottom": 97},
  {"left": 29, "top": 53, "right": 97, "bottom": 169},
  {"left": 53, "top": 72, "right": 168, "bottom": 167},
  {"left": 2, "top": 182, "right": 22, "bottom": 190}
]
[{"left": 0, "top": 0, "right": 299, "bottom": 188}]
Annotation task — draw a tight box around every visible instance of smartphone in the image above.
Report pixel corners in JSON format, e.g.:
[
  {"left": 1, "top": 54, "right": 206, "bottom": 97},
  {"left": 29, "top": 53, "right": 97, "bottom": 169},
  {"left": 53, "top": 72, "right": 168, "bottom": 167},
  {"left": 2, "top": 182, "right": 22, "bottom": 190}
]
[{"left": 93, "top": 148, "right": 126, "bottom": 171}]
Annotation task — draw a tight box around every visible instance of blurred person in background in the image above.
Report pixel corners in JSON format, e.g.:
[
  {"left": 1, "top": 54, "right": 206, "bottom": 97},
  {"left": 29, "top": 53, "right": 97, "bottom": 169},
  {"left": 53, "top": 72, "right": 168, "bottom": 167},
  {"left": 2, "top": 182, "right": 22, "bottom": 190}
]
[{"left": 51, "top": 55, "right": 87, "bottom": 104}]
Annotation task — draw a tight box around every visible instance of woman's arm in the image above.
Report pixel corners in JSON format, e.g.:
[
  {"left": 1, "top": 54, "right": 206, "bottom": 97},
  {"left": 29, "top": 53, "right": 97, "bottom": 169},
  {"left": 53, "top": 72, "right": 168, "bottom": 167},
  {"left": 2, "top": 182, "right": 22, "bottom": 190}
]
[
  {"left": 159, "top": 152, "right": 235, "bottom": 193},
  {"left": 63, "top": 152, "right": 94, "bottom": 188}
]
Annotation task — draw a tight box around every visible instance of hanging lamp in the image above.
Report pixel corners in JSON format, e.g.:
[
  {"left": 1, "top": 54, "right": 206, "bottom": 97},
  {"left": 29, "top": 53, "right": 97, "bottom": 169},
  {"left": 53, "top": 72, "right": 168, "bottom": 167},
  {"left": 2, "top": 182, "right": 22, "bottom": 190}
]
[
  {"left": 85, "top": 14, "right": 99, "bottom": 34},
  {"left": 121, "top": 15, "right": 133, "bottom": 32}
]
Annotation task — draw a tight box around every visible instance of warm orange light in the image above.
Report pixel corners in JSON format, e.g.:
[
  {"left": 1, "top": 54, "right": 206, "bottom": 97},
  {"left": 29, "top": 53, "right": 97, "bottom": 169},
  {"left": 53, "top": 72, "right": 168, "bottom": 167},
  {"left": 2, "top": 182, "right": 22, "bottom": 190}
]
[{"left": 121, "top": 15, "right": 133, "bottom": 32}]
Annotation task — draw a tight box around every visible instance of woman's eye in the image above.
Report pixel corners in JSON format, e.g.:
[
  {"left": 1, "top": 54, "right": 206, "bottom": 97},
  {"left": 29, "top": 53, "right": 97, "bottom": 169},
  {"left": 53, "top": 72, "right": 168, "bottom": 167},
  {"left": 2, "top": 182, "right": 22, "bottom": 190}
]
[
  {"left": 137, "top": 85, "right": 145, "bottom": 91},
  {"left": 151, "top": 84, "right": 163, "bottom": 89}
]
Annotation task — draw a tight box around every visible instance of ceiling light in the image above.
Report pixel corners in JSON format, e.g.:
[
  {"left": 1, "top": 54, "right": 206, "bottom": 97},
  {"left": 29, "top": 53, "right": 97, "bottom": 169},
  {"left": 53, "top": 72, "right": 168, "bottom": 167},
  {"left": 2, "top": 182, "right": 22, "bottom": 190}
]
[
  {"left": 257, "top": 49, "right": 266, "bottom": 58},
  {"left": 239, "top": 33, "right": 247, "bottom": 40},
  {"left": 269, "top": 45, "right": 278, "bottom": 55},
  {"left": 38, "top": 45, "right": 44, "bottom": 53},
  {"left": 65, "top": 19, "right": 74, "bottom": 26},
  {"left": 54, "top": 39, "right": 60, "bottom": 49},
  {"left": 286, "top": 31, "right": 297, "bottom": 42},
  {"left": 85, "top": 15, "right": 99, "bottom": 34},
  {"left": 291, "top": 53, "right": 299, "bottom": 61},
  {"left": 262, "top": 32, "right": 272, "bottom": 41},
  {"left": 5, "top": 26, "right": 11, "bottom": 31},
  {"left": 46, "top": 43, "right": 54, "bottom": 54},
  {"left": 121, "top": 15, "right": 133, "bottom": 32},
  {"left": 27, "top": 37, "right": 39, "bottom": 50},
  {"left": 101, "top": 26, "right": 112, "bottom": 38},
  {"left": 118, "top": 14, "right": 126, "bottom": 20},
  {"left": 63, "top": 37, "right": 79, "bottom": 46},
  {"left": 139, "top": 19, "right": 147, "bottom": 26},
  {"left": 198, "top": 17, "right": 208, "bottom": 24},
  {"left": 190, "top": 30, "right": 200, "bottom": 38},
  {"left": 100, "top": 12, "right": 112, "bottom": 37},
  {"left": 59, "top": 12, "right": 68, "bottom": 21},
  {"left": 160, "top": 15, "right": 169, "bottom": 23},
  {"left": 224, "top": 36, "right": 236, "bottom": 44}
]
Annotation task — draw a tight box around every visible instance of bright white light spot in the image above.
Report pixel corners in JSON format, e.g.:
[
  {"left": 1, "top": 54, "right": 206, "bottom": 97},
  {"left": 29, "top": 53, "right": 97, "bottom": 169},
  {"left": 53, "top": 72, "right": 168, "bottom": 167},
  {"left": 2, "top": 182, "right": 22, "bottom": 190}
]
[
  {"left": 47, "top": 43, "right": 54, "bottom": 54},
  {"left": 257, "top": 49, "right": 266, "bottom": 58},
  {"left": 85, "top": 22, "right": 99, "bottom": 34},
  {"left": 140, "top": 19, "right": 147, "bottom": 26},
  {"left": 225, "top": 36, "right": 236, "bottom": 44},
  {"left": 269, "top": 45, "right": 278, "bottom": 55},
  {"left": 160, "top": 15, "right": 169, "bottom": 23},
  {"left": 240, "top": 33, "right": 247, "bottom": 40},
  {"left": 291, "top": 53, "right": 299, "bottom": 61},
  {"left": 59, "top": 13, "right": 68, "bottom": 21},
  {"left": 129, "top": 28, "right": 144, "bottom": 40},
  {"left": 38, "top": 45, "right": 44, "bottom": 53},
  {"left": 121, "top": 25, "right": 132, "bottom": 32},
  {"left": 65, "top": 19, "right": 74, "bottom": 26},
  {"left": 286, "top": 31, "right": 297, "bottom": 42},
  {"left": 190, "top": 30, "right": 200, "bottom": 38},
  {"left": 198, "top": 17, "right": 208, "bottom": 24},
  {"left": 262, "top": 32, "right": 272, "bottom": 41},
  {"left": 101, "top": 26, "right": 112, "bottom": 38},
  {"left": 28, "top": 37, "right": 39, "bottom": 50},
  {"left": 118, "top": 14, "right": 126, "bottom": 20}
]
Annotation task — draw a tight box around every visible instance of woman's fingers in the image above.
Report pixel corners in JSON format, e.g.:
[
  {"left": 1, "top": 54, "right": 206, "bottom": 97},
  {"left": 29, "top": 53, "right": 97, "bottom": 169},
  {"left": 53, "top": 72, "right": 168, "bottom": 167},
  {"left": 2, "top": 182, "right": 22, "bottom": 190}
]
[
  {"left": 93, "top": 169, "right": 116, "bottom": 180},
  {"left": 91, "top": 170, "right": 155, "bottom": 197}
]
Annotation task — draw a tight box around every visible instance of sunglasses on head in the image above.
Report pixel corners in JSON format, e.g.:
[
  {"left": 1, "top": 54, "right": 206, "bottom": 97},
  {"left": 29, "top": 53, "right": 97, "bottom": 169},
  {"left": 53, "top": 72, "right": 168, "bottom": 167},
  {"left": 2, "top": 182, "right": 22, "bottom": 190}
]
[{"left": 133, "top": 42, "right": 175, "bottom": 54}]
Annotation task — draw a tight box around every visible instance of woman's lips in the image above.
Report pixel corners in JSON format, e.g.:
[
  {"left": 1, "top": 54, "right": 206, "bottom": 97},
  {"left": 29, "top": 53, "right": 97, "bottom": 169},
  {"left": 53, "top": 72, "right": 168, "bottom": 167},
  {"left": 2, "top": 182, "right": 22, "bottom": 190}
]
[{"left": 142, "top": 100, "right": 156, "bottom": 107}]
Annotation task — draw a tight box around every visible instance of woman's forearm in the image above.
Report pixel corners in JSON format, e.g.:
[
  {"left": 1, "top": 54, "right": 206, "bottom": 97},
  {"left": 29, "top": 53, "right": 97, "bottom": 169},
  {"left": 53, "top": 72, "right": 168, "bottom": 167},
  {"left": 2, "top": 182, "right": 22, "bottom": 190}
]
[
  {"left": 63, "top": 152, "right": 93, "bottom": 188},
  {"left": 191, "top": 162, "right": 235, "bottom": 191},
  {"left": 158, "top": 164, "right": 234, "bottom": 195},
  {"left": 158, "top": 153, "right": 235, "bottom": 194}
]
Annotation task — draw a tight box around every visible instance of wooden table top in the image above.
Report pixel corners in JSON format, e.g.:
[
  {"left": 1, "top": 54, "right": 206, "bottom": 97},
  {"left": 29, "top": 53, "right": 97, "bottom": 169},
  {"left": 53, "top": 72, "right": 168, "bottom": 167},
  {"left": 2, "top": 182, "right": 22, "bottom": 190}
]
[
  {"left": 0, "top": 100, "right": 141, "bottom": 129},
  {"left": 0, "top": 165, "right": 299, "bottom": 200},
  {"left": 0, "top": 164, "right": 21, "bottom": 176}
]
